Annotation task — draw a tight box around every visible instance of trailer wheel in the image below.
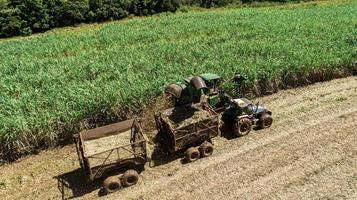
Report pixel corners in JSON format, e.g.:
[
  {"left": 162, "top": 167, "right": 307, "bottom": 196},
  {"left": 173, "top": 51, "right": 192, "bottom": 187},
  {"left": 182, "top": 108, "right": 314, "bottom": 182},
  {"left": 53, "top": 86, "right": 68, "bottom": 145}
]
[
  {"left": 232, "top": 118, "right": 252, "bottom": 136},
  {"left": 186, "top": 147, "right": 200, "bottom": 162},
  {"left": 123, "top": 169, "right": 139, "bottom": 187},
  {"left": 258, "top": 113, "right": 273, "bottom": 129},
  {"left": 199, "top": 142, "right": 214, "bottom": 157},
  {"left": 103, "top": 176, "right": 121, "bottom": 194}
]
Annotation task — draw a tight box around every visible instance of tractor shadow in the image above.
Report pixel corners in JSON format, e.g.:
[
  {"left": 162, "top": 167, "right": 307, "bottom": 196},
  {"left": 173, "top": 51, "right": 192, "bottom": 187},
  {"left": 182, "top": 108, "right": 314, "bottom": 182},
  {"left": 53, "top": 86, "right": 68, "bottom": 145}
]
[
  {"left": 253, "top": 126, "right": 264, "bottom": 131},
  {"left": 220, "top": 123, "right": 264, "bottom": 140},
  {"left": 167, "top": 105, "right": 197, "bottom": 124},
  {"left": 219, "top": 123, "right": 237, "bottom": 140},
  {"left": 54, "top": 169, "right": 107, "bottom": 200}
]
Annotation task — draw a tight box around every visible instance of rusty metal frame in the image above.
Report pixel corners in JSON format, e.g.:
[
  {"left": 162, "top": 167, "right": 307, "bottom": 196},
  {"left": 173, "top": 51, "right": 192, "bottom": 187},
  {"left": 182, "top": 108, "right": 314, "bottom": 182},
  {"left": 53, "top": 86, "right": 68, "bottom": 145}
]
[
  {"left": 88, "top": 139, "right": 146, "bottom": 180},
  {"left": 77, "top": 118, "right": 148, "bottom": 181},
  {"left": 159, "top": 103, "right": 220, "bottom": 152},
  {"left": 173, "top": 115, "right": 219, "bottom": 151}
]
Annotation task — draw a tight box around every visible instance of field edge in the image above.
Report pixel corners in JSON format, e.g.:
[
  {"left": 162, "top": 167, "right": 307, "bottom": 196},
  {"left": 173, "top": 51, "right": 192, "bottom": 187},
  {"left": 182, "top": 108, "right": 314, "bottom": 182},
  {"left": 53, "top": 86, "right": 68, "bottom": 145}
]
[{"left": 1, "top": 64, "right": 356, "bottom": 164}]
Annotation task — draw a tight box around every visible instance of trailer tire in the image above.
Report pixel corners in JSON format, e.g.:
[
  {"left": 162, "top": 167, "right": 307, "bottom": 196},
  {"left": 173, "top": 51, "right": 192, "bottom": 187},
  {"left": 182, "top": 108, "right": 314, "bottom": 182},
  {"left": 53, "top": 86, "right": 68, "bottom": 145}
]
[
  {"left": 258, "top": 113, "right": 273, "bottom": 129},
  {"left": 199, "top": 142, "right": 214, "bottom": 157},
  {"left": 103, "top": 176, "right": 121, "bottom": 194},
  {"left": 123, "top": 169, "right": 139, "bottom": 187},
  {"left": 186, "top": 147, "right": 200, "bottom": 162},
  {"left": 233, "top": 118, "right": 252, "bottom": 137}
]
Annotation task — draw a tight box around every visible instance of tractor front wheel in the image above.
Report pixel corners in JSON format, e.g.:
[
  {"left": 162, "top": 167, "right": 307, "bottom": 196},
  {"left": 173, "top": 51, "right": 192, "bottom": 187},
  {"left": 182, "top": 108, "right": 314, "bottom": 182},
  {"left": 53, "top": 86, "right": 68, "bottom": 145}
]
[
  {"left": 232, "top": 118, "right": 252, "bottom": 137},
  {"left": 258, "top": 113, "right": 273, "bottom": 129}
]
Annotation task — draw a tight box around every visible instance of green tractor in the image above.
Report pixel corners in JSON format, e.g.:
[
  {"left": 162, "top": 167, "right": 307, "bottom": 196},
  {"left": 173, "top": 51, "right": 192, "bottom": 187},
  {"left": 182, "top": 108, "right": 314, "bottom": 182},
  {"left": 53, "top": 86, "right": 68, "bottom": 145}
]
[
  {"left": 165, "top": 73, "right": 273, "bottom": 137},
  {"left": 164, "top": 73, "right": 244, "bottom": 111}
]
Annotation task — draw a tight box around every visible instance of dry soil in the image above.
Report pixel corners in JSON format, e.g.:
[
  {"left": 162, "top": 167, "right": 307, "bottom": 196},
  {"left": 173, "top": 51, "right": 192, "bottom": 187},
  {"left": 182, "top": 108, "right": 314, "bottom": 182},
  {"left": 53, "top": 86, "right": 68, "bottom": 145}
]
[{"left": 0, "top": 77, "right": 356, "bottom": 200}]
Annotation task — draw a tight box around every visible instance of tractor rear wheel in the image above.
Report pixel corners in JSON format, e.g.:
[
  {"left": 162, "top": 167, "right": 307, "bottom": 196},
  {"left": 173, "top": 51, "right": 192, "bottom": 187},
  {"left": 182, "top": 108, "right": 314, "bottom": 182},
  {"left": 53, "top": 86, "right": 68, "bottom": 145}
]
[
  {"left": 258, "top": 113, "right": 273, "bottom": 129},
  {"left": 186, "top": 147, "right": 200, "bottom": 162},
  {"left": 232, "top": 118, "right": 252, "bottom": 137},
  {"left": 123, "top": 169, "right": 139, "bottom": 187},
  {"left": 199, "top": 142, "right": 214, "bottom": 157},
  {"left": 103, "top": 176, "right": 121, "bottom": 194}
]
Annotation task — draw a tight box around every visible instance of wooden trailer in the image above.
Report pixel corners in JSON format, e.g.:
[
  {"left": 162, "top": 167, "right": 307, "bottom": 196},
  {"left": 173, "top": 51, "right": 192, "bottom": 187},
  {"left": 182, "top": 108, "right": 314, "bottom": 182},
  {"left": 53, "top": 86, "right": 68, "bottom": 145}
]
[
  {"left": 156, "top": 103, "right": 220, "bottom": 162},
  {"left": 74, "top": 118, "right": 148, "bottom": 193}
]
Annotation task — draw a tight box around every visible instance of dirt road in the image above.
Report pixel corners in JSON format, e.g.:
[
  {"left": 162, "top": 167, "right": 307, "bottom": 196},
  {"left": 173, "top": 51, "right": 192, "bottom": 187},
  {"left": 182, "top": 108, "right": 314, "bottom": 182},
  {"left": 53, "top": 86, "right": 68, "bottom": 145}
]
[{"left": 0, "top": 77, "right": 356, "bottom": 199}]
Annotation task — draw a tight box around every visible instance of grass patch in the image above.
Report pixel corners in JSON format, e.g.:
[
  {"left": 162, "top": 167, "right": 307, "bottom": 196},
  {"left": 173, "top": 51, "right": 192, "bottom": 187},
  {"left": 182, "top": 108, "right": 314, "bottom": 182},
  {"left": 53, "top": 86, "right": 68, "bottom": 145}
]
[
  {"left": 0, "top": 0, "right": 7, "bottom": 9},
  {"left": 0, "top": 180, "right": 6, "bottom": 189},
  {"left": 0, "top": 0, "right": 356, "bottom": 161},
  {"left": 335, "top": 97, "right": 348, "bottom": 102}
]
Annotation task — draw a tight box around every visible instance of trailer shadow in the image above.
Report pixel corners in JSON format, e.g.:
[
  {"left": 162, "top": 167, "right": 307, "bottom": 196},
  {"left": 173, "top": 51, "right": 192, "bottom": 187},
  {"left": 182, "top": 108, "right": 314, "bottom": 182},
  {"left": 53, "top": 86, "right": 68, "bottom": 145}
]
[
  {"left": 149, "top": 146, "right": 186, "bottom": 167},
  {"left": 54, "top": 168, "right": 106, "bottom": 200}
]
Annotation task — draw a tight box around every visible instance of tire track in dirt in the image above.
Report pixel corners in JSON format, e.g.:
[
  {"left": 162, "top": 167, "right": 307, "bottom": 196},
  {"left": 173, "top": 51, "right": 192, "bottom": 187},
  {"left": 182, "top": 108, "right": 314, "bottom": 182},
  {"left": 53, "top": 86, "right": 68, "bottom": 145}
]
[
  {"left": 270, "top": 154, "right": 357, "bottom": 200},
  {"left": 107, "top": 77, "right": 357, "bottom": 200},
  {"left": 119, "top": 110, "right": 357, "bottom": 200},
  {"left": 0, "top": 77, "right": 356, "bottom": 200},
  {"left": 229, "top": 115, "right": 357, "bottom": 199}
]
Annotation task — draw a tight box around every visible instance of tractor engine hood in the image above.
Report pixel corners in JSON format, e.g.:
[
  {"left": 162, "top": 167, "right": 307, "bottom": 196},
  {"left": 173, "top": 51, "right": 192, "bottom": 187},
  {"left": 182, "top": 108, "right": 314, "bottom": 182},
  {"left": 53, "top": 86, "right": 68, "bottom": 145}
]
[
  {"left": 232, "top": 98, "right": 253, "bottom": 108},
  {"left": 252, "top": 105, "right": 267, "bottom": 114}
]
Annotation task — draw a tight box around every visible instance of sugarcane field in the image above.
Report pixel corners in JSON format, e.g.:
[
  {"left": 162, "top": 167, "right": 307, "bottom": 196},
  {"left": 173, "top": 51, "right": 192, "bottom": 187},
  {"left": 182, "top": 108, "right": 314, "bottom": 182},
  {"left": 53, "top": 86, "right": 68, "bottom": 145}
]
[{"left": 0, "top": 0, "right": 356, "bottom": 199}]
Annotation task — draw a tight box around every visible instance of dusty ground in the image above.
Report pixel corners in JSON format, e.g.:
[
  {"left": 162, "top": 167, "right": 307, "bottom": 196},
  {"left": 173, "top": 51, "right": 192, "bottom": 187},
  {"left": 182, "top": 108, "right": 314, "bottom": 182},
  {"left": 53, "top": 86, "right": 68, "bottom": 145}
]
[{"left": 0, "top": 77, "right": 356, "bottom": 200}]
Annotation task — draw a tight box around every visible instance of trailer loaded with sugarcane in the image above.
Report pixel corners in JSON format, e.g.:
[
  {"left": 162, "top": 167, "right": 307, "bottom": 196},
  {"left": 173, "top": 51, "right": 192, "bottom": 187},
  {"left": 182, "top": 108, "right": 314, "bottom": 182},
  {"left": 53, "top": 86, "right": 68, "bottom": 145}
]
[
  {"left": 155, "top": 103, "right": 220, "bottom": 162},
  {"left": 73, "top": 73, "right": 273, "bottom": 194}
]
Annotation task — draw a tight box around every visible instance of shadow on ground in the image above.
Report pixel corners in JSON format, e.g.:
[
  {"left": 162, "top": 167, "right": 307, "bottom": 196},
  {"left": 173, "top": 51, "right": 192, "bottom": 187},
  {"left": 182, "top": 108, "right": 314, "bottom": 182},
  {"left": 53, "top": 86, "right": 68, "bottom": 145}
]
[
  {"left": 220, "top": 123, "right": 264, "bottom": 140},
  {"left": 149, "top": 140, "right": 186, "bottom": 167},
  {"left": 54, "top": 168, "right": 105, "bottom": 200},
  {"left": 53, "top": 120, "right": 265, "bottom": 199},
  {"left": 220, "top": 124, "right": 237, "bottom": 140}
]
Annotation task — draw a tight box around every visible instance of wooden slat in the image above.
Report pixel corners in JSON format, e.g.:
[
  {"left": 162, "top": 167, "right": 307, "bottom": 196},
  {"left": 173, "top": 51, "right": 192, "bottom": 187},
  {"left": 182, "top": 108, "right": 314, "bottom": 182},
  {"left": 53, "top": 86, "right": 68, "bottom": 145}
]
[{"left": 80, "top": 119, "right": 134, "bottom": 141}]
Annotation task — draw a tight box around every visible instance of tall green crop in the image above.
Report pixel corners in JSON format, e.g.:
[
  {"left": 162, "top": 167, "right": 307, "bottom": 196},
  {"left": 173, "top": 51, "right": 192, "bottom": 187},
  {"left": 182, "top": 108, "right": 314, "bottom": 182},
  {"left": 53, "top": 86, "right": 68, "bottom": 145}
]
[{"left": 0, "top": 0, "right": 356, "bottom": 161}]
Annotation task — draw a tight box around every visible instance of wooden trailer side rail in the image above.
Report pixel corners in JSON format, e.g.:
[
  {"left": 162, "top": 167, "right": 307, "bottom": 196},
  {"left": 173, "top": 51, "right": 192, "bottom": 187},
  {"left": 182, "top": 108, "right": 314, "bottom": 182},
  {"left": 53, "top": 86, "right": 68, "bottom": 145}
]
[
  {"left": 76, "top": 118, "right": 148, "bottom": 181},
  {"left": 74, "top": 132, "right": 92, "bottom": 178},
  {"left": 158, "top": 103, "right": 220, "bottom": 153},
  {"left": 87, "top": 139, "right": 147, "bottom": 180},
  {"left": 171, "top": 114, "right": 220, "bottom": 152}
]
